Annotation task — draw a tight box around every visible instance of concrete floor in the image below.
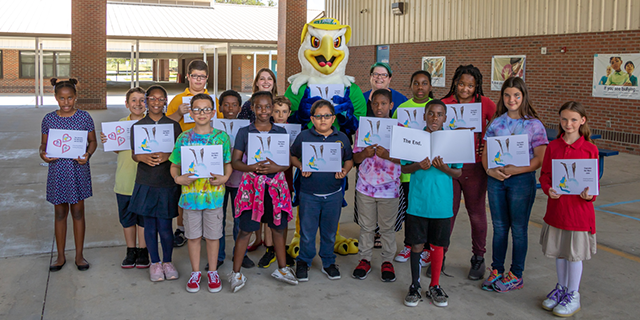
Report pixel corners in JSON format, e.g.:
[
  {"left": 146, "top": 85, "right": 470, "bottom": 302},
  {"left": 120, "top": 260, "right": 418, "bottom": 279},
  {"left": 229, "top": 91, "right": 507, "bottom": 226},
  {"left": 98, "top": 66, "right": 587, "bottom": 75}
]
[{"left": 1, "top": 102, "right": 639, "bottom": 319}]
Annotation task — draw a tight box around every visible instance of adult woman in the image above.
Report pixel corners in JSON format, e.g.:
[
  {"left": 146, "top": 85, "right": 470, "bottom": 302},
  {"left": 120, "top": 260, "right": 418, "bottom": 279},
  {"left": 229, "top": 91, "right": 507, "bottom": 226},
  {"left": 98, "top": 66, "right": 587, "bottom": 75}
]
[
  {"left": 237, "top": 68, "right": 277, "bottom": 122},
  {"left": 362, "top": 62, "right": 408, "bottom": 117}
]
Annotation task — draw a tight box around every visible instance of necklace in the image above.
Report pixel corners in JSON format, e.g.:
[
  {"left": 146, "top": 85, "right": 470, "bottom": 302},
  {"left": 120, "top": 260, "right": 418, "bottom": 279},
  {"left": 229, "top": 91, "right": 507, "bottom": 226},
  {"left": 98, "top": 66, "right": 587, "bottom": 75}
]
[{"left": 508, "top": 118, "right": 523, "bottom": 135}]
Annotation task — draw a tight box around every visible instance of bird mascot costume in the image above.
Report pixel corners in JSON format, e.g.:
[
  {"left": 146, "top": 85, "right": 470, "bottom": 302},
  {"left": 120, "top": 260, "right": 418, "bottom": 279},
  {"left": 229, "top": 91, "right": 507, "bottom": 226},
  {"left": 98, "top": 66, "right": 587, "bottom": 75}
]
[{"left": 285, "top": 18, "right": 366, "bottom": 257}]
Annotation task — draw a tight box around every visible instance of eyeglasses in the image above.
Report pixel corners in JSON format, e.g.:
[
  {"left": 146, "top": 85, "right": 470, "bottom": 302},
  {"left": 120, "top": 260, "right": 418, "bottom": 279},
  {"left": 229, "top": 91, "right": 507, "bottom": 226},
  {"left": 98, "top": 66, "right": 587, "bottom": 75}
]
[
  {"left": 312, "top": 114, "right": 335, "bottom": 120},
  {"left": 190, "top": 74, "right": 207, "bottom": 81},
  {"left": 191, "top": 107, "right": 214, "bottom": 114},
  {"left": 147, "top": 97, "right": 166, "bottom": 103},
  {"left": 371, "top": 72, "right": 389, "bottom": 78}
]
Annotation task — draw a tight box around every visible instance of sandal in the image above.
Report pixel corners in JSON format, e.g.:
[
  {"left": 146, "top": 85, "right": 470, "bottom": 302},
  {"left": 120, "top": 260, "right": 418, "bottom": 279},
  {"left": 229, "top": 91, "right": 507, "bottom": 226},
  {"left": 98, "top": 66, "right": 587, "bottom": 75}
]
[
  {"left": 374, "top": 233, "right": 382, "bottom": 249},
  {"left": 247, "top": 240, "right": 263, "bottom": 252}
]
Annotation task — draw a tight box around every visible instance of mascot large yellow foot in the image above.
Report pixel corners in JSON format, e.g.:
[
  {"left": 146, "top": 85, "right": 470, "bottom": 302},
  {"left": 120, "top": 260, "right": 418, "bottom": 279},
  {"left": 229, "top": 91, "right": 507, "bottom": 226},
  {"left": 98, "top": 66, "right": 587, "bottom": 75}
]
[{"left": 287, "top": 212, "right": 359, "bottom": 258}]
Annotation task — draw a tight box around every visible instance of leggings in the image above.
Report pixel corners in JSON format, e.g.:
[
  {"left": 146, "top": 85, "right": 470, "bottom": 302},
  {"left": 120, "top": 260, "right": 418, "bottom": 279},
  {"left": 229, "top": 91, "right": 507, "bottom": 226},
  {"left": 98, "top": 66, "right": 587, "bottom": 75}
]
[{"left": 143, "top": 216, "right": 174, "bottom": 263}]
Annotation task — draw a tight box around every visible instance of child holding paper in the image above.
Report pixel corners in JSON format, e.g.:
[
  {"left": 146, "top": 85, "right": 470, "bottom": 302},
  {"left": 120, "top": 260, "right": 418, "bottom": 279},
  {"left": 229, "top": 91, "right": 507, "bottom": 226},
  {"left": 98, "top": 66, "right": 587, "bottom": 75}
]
[
  {"left": 169, "top": 94, "right": 232, "bottom": 293},
  {"left": 230, "top": 91, "right": 296, "bottom": 292},
  {"left": 290, "top": 100, "right": 354, "bottom": 282},
  {"left": 40, "top": 78, "right": 97, "bottom": 272},
  {"left": 538, "top": 101, "right": 598, "bottom": 317},
  {"left": 401, "top": 99, "right": 462, "bottom": 308},
  {"left": 440, "top": 65, "right": 496, "bottom": 280},
  {"left": 393, "top": 70, "right": 434, "bottom": 266},
  {"left": 129, "top": 85, "right": 182, "bottom": 282},
  {"left": 352, "top": 89, "right": 401, "bottom": 282},
  {"left": 100, "top": 87, "right": 150, "bottom": 269},
  {"left": 481, "top": 77, "right": 548, "bottom": 292},
  {"left": 166, "top": 60, "right": 221, "bottom": 248}
]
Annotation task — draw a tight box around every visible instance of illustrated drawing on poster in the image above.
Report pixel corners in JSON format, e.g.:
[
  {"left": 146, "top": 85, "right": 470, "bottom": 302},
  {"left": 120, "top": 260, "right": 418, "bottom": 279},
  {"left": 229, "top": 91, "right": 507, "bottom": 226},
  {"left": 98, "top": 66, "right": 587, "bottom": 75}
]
[
  {"left": 356, "top": 117, "right": 396, "bottom": 149},
  {"left": 180, "top": 145, "right": 224, "bottom": 178},
  {"left": 302, "top": 142, "right": 342, "bottom": 172},
  {"left": 247, "top": 133, "right": 290, "bottom": 166},
  {"left": 101, "top": 120, "right": 137, "bottom": 152},
  {"left": 422, "top": 56, "right": 446, "bottom": 87},
  {"left": 592, "top": 53, "right": 639, "bottom": 100},
  {"left": 274, "top": 123, "right": 302, "bottom": 146},
  {"left": 486, "top": 134, "right": 530, "bottom": 169},
  {"left": 308, "top": 84, "right": 345, "bottom": 105},
  {"left": 444, "top": 103, "right": 482, "bottom": 133},
  {"left": 212, "top": 119, "right": 249, "bottom": 146},
  {"left": 397, "top": 107, "right": 426, "bottom": 129},
  {"left": 133, "top": 124, "right": 175, "bottom": 154},
  {"left": 46, "top": 129, "right": 88, "bottom": 159},
  {"left": 552, "top": 159, "right": 599, "bottom": 195},
  {"left": 491, "top": 55, "right": 526, "bottom": 91}
]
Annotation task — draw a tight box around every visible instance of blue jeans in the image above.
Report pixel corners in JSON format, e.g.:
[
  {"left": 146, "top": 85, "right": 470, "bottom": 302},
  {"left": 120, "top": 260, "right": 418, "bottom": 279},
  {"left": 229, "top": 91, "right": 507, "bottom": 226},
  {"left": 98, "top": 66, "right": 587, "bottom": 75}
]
[
  {"left": 297, "top": 191, "right": 342, "bottom": 268},
  {"left": 218, "top": 187, "right": 239, "bottom": 261},
  {"left": 487, "top": 171, "right": 536, "bottom": 278}
]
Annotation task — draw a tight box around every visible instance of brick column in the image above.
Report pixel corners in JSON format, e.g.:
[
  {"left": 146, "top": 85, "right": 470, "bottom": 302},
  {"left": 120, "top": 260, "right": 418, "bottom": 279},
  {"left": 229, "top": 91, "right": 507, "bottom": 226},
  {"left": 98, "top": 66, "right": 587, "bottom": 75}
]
[
  {"left": 71, "top": 0, "right": 107, "bottom": 110},
  {"left": 276, "top": 0, "right": 307, "bottom": 94}
]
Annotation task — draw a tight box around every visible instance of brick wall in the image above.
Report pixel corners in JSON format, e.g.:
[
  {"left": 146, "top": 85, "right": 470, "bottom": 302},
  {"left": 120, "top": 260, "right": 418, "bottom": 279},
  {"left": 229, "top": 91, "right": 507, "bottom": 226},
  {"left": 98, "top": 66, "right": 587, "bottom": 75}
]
[
  {"left": 238, "top": 54, "right": 278, "bottom": 93},
  {"left": 71, "top": 0, "right": 107, "bottom": 110},
  {"left": 277, "top": 0, "right": 306, "bottom": 94},
  {"left": 0, "top": 50, "right": 54, "bottom": 94},
  {"left": 346, "top": 30, "right": 640, "bottom": 155}
]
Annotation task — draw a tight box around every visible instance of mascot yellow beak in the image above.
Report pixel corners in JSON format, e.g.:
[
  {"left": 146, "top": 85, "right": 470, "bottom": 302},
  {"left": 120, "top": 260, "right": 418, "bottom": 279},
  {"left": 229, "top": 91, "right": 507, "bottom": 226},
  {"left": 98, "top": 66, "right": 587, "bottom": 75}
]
[{"left": 304, "top": 35, "right": 345, "bottom": 75}]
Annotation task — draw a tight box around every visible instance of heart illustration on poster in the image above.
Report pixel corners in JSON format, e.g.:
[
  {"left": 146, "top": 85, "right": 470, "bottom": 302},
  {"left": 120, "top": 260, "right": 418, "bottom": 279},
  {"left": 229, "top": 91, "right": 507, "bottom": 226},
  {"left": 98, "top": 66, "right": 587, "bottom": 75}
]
[
  {"left": 62, "top": 144, "right": 71, "bottom": 153},
  {"left": 53, "top": 139, "right": 62, "bottom": 147},
  {"left": 117, "top": 136, "right": 126, "bottom": 146},
  {"left": 108, "top": 132, "right": 116, "bottom": 140},
  {"left": 62, "top": 134, "right": 72, "bottom": 142},
  {"left": 116, "top": 126, "right": 125, "bottom": 135}
]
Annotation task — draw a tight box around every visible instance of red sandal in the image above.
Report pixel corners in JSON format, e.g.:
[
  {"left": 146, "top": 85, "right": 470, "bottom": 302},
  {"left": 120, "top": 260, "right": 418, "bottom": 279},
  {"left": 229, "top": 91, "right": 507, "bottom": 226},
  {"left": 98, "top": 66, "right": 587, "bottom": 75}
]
[{"left": 247, "top": 240, "right": 263, "bottom": 252}]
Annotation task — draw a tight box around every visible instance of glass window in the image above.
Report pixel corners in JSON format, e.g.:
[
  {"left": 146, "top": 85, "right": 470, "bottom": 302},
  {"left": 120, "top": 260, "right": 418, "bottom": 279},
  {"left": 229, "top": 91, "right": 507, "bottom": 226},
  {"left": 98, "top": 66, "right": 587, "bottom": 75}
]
[
  {"left": 56, "top": 52, "right": 70, "bottom": 77},
  {"left": 20, "top": 51, "right": 68, "bottom": 78}
]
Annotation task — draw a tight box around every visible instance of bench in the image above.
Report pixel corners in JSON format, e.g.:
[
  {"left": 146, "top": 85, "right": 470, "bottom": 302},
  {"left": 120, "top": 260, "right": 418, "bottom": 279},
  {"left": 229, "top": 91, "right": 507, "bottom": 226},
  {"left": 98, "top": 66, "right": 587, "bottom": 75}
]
[{"left": 598, "top": 148, "right": 619, "bottom": 179}]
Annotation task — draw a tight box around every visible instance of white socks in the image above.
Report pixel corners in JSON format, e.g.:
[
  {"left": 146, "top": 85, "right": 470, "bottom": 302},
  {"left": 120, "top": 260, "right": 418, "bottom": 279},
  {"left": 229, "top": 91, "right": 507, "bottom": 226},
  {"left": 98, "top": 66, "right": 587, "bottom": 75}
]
[{"left": 556, "top": 258, "right": 583, "bottom": 293}]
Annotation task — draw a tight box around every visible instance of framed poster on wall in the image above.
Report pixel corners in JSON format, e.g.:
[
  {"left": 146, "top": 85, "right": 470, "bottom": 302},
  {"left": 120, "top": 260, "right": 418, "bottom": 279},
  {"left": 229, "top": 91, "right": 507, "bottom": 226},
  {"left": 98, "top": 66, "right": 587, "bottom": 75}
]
[
  {"left": 377, "top": 45, "right": 389, "bottom": 63},
  {"left": 422, "top": 56, "right": 446, "bottom": 87},
  {"left": 592, "top": 53, "right": 639, "bottom": 100},
  {"left": 491, "top": 55, "right": 526, "bottom": 91}
]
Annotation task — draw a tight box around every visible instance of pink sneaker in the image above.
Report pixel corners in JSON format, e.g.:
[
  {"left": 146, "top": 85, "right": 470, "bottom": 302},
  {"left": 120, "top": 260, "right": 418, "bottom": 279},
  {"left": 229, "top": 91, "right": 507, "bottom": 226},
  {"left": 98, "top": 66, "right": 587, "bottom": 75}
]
[
  {"left": 207, "top": 271, "right": 222, "bottom": 293},
  {"left": 395, "top": 246, "right": 411, "bottom": 262},
  {"left": 149, "top": 263, "right": 165, "bottom": 282},
  {"left": 186, "top": 271, "right": 201, "bottom": 293},
  {"left": 163, "top": 262, "right": 179, "bottom": 280}
]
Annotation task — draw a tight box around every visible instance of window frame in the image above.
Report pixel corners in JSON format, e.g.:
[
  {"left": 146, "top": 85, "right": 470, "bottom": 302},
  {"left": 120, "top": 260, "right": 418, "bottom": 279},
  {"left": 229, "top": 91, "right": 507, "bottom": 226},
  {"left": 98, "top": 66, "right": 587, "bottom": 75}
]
[{"left": 19, "top": 50, "right": 70, "bottom": 79}]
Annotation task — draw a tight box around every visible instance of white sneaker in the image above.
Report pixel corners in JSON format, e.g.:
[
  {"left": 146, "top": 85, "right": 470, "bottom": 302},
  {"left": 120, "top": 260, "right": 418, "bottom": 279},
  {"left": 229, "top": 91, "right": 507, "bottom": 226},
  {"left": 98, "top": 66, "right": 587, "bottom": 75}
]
[
  {"left": 229, "top": 271, "right": 247, "bottom": 293},
  {"left": 553, "top": 291, "right": 581, "bottom": 317},
  {"left": 542, "top": 283, "right": 566, "bottom": 311},
  {"left": 395, "top": 246, "right": 411, "bottom": 262},
  {"left": 271, "top": 267, "right": 299, "bottom": 285}
]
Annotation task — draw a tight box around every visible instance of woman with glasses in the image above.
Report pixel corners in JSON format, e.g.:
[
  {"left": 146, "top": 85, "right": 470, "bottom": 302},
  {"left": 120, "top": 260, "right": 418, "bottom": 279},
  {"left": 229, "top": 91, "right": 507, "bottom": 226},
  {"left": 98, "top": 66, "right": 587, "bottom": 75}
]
[{"left": 362, "top": 63, "right": 408, "bottom": 117}]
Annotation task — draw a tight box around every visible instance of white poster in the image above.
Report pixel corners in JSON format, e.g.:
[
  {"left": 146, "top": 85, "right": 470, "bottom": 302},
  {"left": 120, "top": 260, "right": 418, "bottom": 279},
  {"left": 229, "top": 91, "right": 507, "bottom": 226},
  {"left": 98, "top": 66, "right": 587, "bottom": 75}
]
[
  {"left": 46, "top": 129, "right": 88, "bottom": 159},
  {"left": 308, "top": 84, "right": 345, "bottom": 105},
  {"left": 247, "top": 133, "right": 290, "bottom": 166},
  {"left": 552, "top": 159, "right": 599, "bottom": 196},
  {"left": 491, "top": 55, "right": 526, "bottom": 91},
  {"left": 356, "top": 117, "right": 396, "bottom": 150},
  {"left": 444, "top": 103, "right": 482, "bottom": 133},
  {"left": 486, "top": 134, "right": 530, "bottom": 169},
  {"left": 180, "top": 145, "right": 224, "bottom": 178},
  {"left": 101, "top": 120, "right": 137, "bottom": 152},
  {"left": 132, "top": 124, "right": 175, "bottom": 154},
  {"left": 592, "top": 53, "right": 640, "bottom": 100},
  {"left": 389, "top": 126, "right": 475, "bottom": 164},
  {"left": 274, "top": 123, "right": 302, "bottom": 146},
  {"left": 301, "top": 142, "right": 342, "bottom": 172},
  {"left": 182, "top": 96, "right": 195, "bottom": 123},
  {"left": 422, "top": 56, "right": 446, "bottom": 87},
  {"left": 396, "top": 107, "right": 426, "bottom": 129},
  {"left": 212, "top": 119, "right": 250, "bottom": 147}
]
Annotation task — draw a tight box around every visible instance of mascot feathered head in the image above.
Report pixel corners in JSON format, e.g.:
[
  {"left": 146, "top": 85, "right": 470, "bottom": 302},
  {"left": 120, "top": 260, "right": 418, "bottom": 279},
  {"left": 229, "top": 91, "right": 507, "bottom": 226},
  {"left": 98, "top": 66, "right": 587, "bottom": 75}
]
[{"left": 289, "top": 18, "right": 355, "bottom": 94}]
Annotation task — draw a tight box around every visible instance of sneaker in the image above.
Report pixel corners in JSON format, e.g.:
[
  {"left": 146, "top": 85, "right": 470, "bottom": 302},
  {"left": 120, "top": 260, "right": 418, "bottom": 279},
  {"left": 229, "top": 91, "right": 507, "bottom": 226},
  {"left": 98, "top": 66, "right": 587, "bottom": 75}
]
[
  {"left": 271, "top": 267, "right": 299, "bottom": 285},
  {"left": 229, "top": 271, "right": 246, "bottom": 293},
  {"left": 404, "top": 286, "right": 422, "bottom": 307},
  {"left": 135, "top": 248, "right": 150, "bottom": 269},
  {"left": 542, "top": 283, "right": 567, "bottom": 311},
  {"left": 162, "top": 262, "right": 179, "bottom": 280},
  {"left": 149, "top": 262, "right": 165, "bottom": 282},
  {"left": 173, "top": 229, "right": 187, "bottom": 247},
  {"left": 394, "top": 246, "right": 411, "bottom": 262},
  {"left": 420, "top": 248, "right": 432, "bottom": 267},
  {"left": 242, "top": 255, "right": 255, "bottom": 269},
  {"left": 492, "top": 271, "right": 523, "bottom": 293},
  {"left": 553, "top": 291, "right": 581, "bottom": 317},
  {"left": 322, "top": 264, "right": 341, "bottom": 280},
  {"left": 121, "top": 247, "right": 137, "bottom": 269},
  {"left": 468, "top": 255, "right": 486, "bottom": 280},
  {"left": 381, "top": 261, "right": 396, "bottom": 282},
  {"left": 296, "top": 261, "right": 309, "bottom": 282},
  {"left": 258, "top": 247, "right": 276, "bottom": 268},
  {"left": 426, "top": 285, "right": 449, "bottom": 307},
  {"left": 352, "top": 259, "right": 371, "bottom": 280},
  {"left": 481, "top": 269, "right": 502, "bottom": 291},
  {"left": 186, "top": 271, "right": 201, "bottom": 293},
  {"left": 207, "top": 271, "right": 222, "bottom": 293}
]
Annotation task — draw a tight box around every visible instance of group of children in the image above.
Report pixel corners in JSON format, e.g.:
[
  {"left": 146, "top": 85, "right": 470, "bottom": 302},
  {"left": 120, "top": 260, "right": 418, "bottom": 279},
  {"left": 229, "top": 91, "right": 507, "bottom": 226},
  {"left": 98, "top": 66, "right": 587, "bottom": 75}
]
[{"left": 40, "top": 60, "right": 598, "bottom": 317}]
